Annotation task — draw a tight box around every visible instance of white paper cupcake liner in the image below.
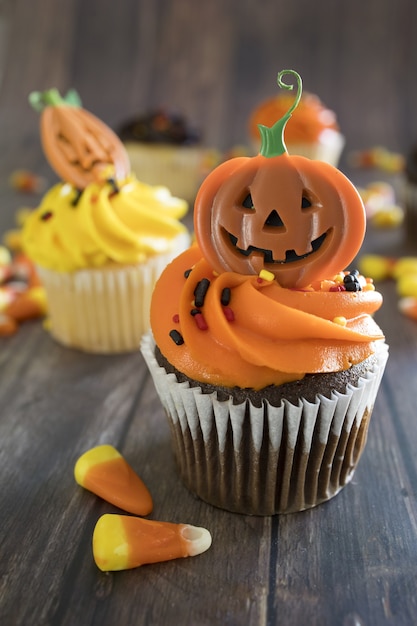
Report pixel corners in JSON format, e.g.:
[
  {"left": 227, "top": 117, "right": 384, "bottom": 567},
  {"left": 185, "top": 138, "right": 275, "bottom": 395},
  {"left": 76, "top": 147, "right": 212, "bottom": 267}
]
[
  {"left": 38, "top": 234, "right": 189, "bottom": 353},
  {"left": 141, "top": 333, "right": 388, "bottom": 515}
]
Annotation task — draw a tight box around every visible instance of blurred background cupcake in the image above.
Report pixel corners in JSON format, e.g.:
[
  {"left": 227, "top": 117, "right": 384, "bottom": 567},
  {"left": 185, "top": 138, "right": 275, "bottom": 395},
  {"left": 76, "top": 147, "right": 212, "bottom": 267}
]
[
  {"left": 118, "top": 109, "right": 209, "bottom": 204},
  {"left": 22, "top": 89, "right": 190, "bottom": 353},
  {"left": 248, "top": 91, "right": 345, "bottom": 166}
]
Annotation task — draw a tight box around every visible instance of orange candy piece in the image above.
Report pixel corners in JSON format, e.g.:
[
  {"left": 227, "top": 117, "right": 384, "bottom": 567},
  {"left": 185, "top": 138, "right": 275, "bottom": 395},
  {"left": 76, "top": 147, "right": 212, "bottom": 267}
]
[
  {"left": 0, "top": 314, "right": 18, "bottom": 336},
  {"left": 74, "top": 445, "right": 153, "bottom": 516},
  {"left": 399, "top": 297, "right": 417, "bottom": 321},
  {"left": 5, "top": 287, "right": 47, "bottom": 322},
  {"left": 93, "top": 514, "right": 212, "bottom": 571}
]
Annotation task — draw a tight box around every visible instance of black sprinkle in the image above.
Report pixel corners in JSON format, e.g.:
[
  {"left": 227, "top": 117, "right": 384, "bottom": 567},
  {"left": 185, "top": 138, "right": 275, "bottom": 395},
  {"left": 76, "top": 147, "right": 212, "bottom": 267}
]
[
  {"left": 344, "top": 273, "right": 361, "bottom": 291},
  {"left": 107, "top": 178, "right": 120, "bottom": 195},
  {"left": 344, "top": 281, "right": 361, "bottom": 292},
  {"left": 40, "top": 210, "right": 53, "bottom": 221},
  {"left": 194, "top": 278, "right": 210, "bottom": 308},
  {"left": 71, "top": 189, "right": 83, "bottom": 206},
  {"left": 184, "top": 268, "right": 192, "bottom": 279},
  {"left": 169, "top": 329, "right": 184, "bottom": 345},
  {"left": 190, "top": 308, "right": 202, "bottom": 316},
  {"left": 221, "top": 287, "right": 231, "bottom": 306}
]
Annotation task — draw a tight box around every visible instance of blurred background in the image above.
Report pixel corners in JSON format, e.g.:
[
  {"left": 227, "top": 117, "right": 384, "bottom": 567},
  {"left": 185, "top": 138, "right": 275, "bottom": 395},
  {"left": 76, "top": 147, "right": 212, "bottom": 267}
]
[{"left": 0, "top": 0, "right": 416, "bottom": 233}]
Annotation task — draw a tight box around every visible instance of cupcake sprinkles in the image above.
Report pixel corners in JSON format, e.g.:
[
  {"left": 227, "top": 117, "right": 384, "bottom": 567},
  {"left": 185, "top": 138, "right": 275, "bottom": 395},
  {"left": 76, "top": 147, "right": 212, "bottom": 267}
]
[{"left": 167, "top": 267, "right": 376, "bottom": 348}]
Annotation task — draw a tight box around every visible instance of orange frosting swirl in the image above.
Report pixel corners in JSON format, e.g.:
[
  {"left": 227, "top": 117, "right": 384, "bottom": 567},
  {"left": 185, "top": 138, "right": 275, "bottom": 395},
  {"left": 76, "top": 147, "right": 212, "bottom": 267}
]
[{"left": 151, "top": 246, "right": 385, "bottom": 390}]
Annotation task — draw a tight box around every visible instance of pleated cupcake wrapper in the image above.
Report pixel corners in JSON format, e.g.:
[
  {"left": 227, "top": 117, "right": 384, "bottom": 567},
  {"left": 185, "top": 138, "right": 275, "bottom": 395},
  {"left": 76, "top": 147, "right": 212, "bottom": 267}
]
[
  {"left": 142, "top": 333, "right": 388, "bottom": 514},
  {"left": 38, "top": 238, "right": 189, "bottom": 354}
]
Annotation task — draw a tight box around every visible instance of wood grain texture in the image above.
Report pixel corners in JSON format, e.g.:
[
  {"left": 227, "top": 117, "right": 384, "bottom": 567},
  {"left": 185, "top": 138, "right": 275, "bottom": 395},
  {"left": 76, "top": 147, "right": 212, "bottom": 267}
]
[{"left": 1, "top": 1, "right": 417, "bottom": 625}]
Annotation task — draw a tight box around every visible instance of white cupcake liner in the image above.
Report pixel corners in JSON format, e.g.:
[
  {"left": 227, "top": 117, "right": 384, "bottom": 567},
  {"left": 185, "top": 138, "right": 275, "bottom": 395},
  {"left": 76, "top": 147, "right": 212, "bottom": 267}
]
[
  {"left": 38, "top": 235, "right": 189, "bottom": 353},
  {"left": 141, "top": 333, "right": 388, "bottom": 514}
]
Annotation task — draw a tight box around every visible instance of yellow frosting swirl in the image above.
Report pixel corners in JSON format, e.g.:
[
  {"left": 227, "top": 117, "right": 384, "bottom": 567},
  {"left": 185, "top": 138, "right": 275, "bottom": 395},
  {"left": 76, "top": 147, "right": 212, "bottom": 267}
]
[{"left": 22, "top": 175, "right": 189, "bottom": 272}]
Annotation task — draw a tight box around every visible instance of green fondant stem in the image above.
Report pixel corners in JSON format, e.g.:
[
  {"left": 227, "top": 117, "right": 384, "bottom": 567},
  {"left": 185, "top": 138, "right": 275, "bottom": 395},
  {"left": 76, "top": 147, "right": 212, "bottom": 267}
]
[
  {"left": 259, "top": 69, "right": 303, "bottom": 158},
  {"left": 29, "top": 88, "right": 81, "bottom": 112}
]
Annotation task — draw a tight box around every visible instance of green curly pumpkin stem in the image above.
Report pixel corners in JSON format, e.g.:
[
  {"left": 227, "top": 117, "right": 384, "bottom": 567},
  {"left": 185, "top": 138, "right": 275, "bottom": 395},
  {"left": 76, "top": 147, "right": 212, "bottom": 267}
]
[
  {"left": 28, "top": 88, "right": 82, "bottom": 112},
  {"left": 258, "top": 69, "right": 303, "bottom": 158}
]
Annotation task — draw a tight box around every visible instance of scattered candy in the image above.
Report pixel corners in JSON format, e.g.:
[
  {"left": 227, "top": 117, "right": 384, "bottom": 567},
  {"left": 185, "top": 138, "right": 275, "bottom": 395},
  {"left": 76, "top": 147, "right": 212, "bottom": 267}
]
[
  {"left": 0, "top": 313, "right": 18, "bottom": 336},
  {"left": 0, "top": 246, "right": 12, "bottom": 266},
  {"left": 92, "top": 514, "right": 212, "bottom": 571},
  {"left": 397, "top": 273, "right": 417, "bottom": 298},
  {"left": 371, "top": 205, "right": 403, "bottom": 228},
  {"left": 358, "top": 255, "right": 395, "bottom": 281},
  {"left": 392, "top": 257, "right": 417, "bottom": 280},
  {"left": 74, "top": 444, "right": 153, "bottom": 516},
  {"left": 0, "top": 247, "right": 46, "bottom": 336},
  {"left": 4, "top": 286, "right": 47, "bottom": 321},
  {"left": 399, "top": 297, "right": 417, "bottom": 321},
  {"left": 358, "top": 254, "right": 417, "bottom": 322},
  {"left": 349, "top": 146, "right": 405, "bottom": 173},
  {"left": 357, "top": 182, "right": 404, "bottom": 227},
  {"left": 9, "top": 169, "right": 47, "bottom": 194}
]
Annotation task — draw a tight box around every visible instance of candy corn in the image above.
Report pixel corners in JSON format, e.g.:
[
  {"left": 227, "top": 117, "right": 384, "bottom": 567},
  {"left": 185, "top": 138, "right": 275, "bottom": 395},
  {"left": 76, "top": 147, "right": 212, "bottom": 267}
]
[
  {"left": 5, "top": 287, "right": 47, "bottom": 321},
  {"left": 74, "top": 445, "right": 153, "bottom": 516},
  {"left": 9, "top": 169, "right": 47, "bottom": 193},
  {"left": 93, "top": 514, "right": 212, "bottom": 571},
  {"left": 399, "top": 297, "right": 417, "bottom": 321},
  {"left": 0, "top": 313, "right": 18, "bottom": 336}
]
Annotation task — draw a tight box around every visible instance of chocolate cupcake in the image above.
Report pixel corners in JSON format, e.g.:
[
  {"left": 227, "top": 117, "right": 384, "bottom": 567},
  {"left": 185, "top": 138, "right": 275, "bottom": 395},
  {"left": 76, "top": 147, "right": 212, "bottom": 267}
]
[
  {"left": 119, "top": 109, "right": 207, "bottom": 203},
  {"left": 142, "top": 70, "right": 388, "bottom": 515}
]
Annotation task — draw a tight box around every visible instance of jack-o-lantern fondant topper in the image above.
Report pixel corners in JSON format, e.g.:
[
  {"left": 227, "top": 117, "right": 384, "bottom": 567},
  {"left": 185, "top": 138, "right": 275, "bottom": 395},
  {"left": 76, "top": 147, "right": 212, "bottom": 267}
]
[
  {"left": 194, "top": 69, "right": 366, "bottom": 289},
  {"left": 29, "top": 89, "right": 130, "bottom": 190}
]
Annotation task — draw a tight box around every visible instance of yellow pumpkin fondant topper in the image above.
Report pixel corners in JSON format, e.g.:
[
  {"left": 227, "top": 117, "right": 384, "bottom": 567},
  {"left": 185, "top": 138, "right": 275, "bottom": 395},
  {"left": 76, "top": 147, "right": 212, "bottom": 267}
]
[
  {"left": 194, "top": 69, "right": 366, "bottom": 289},
  {"left": 29, "top": 88, "right": 130, "bottom": 190}
]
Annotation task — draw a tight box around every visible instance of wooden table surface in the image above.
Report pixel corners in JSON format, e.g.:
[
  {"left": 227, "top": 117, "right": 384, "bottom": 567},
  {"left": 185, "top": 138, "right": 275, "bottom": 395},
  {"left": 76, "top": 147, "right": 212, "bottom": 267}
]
[{"left": 1, "top": 2, "right": 417, "bottom": 625}]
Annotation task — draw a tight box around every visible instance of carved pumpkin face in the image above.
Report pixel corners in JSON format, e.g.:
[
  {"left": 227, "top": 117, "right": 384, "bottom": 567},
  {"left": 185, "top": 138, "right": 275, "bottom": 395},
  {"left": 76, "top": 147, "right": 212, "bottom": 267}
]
[
  {"left": 40, "top": 106, "right": 130, "bottom": 189},
  {"left": 194, "top": 152, "right": 366, "bottom": 288},
  {"left": 30, "top": 89, "right": 130, "bottom": 190}
]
